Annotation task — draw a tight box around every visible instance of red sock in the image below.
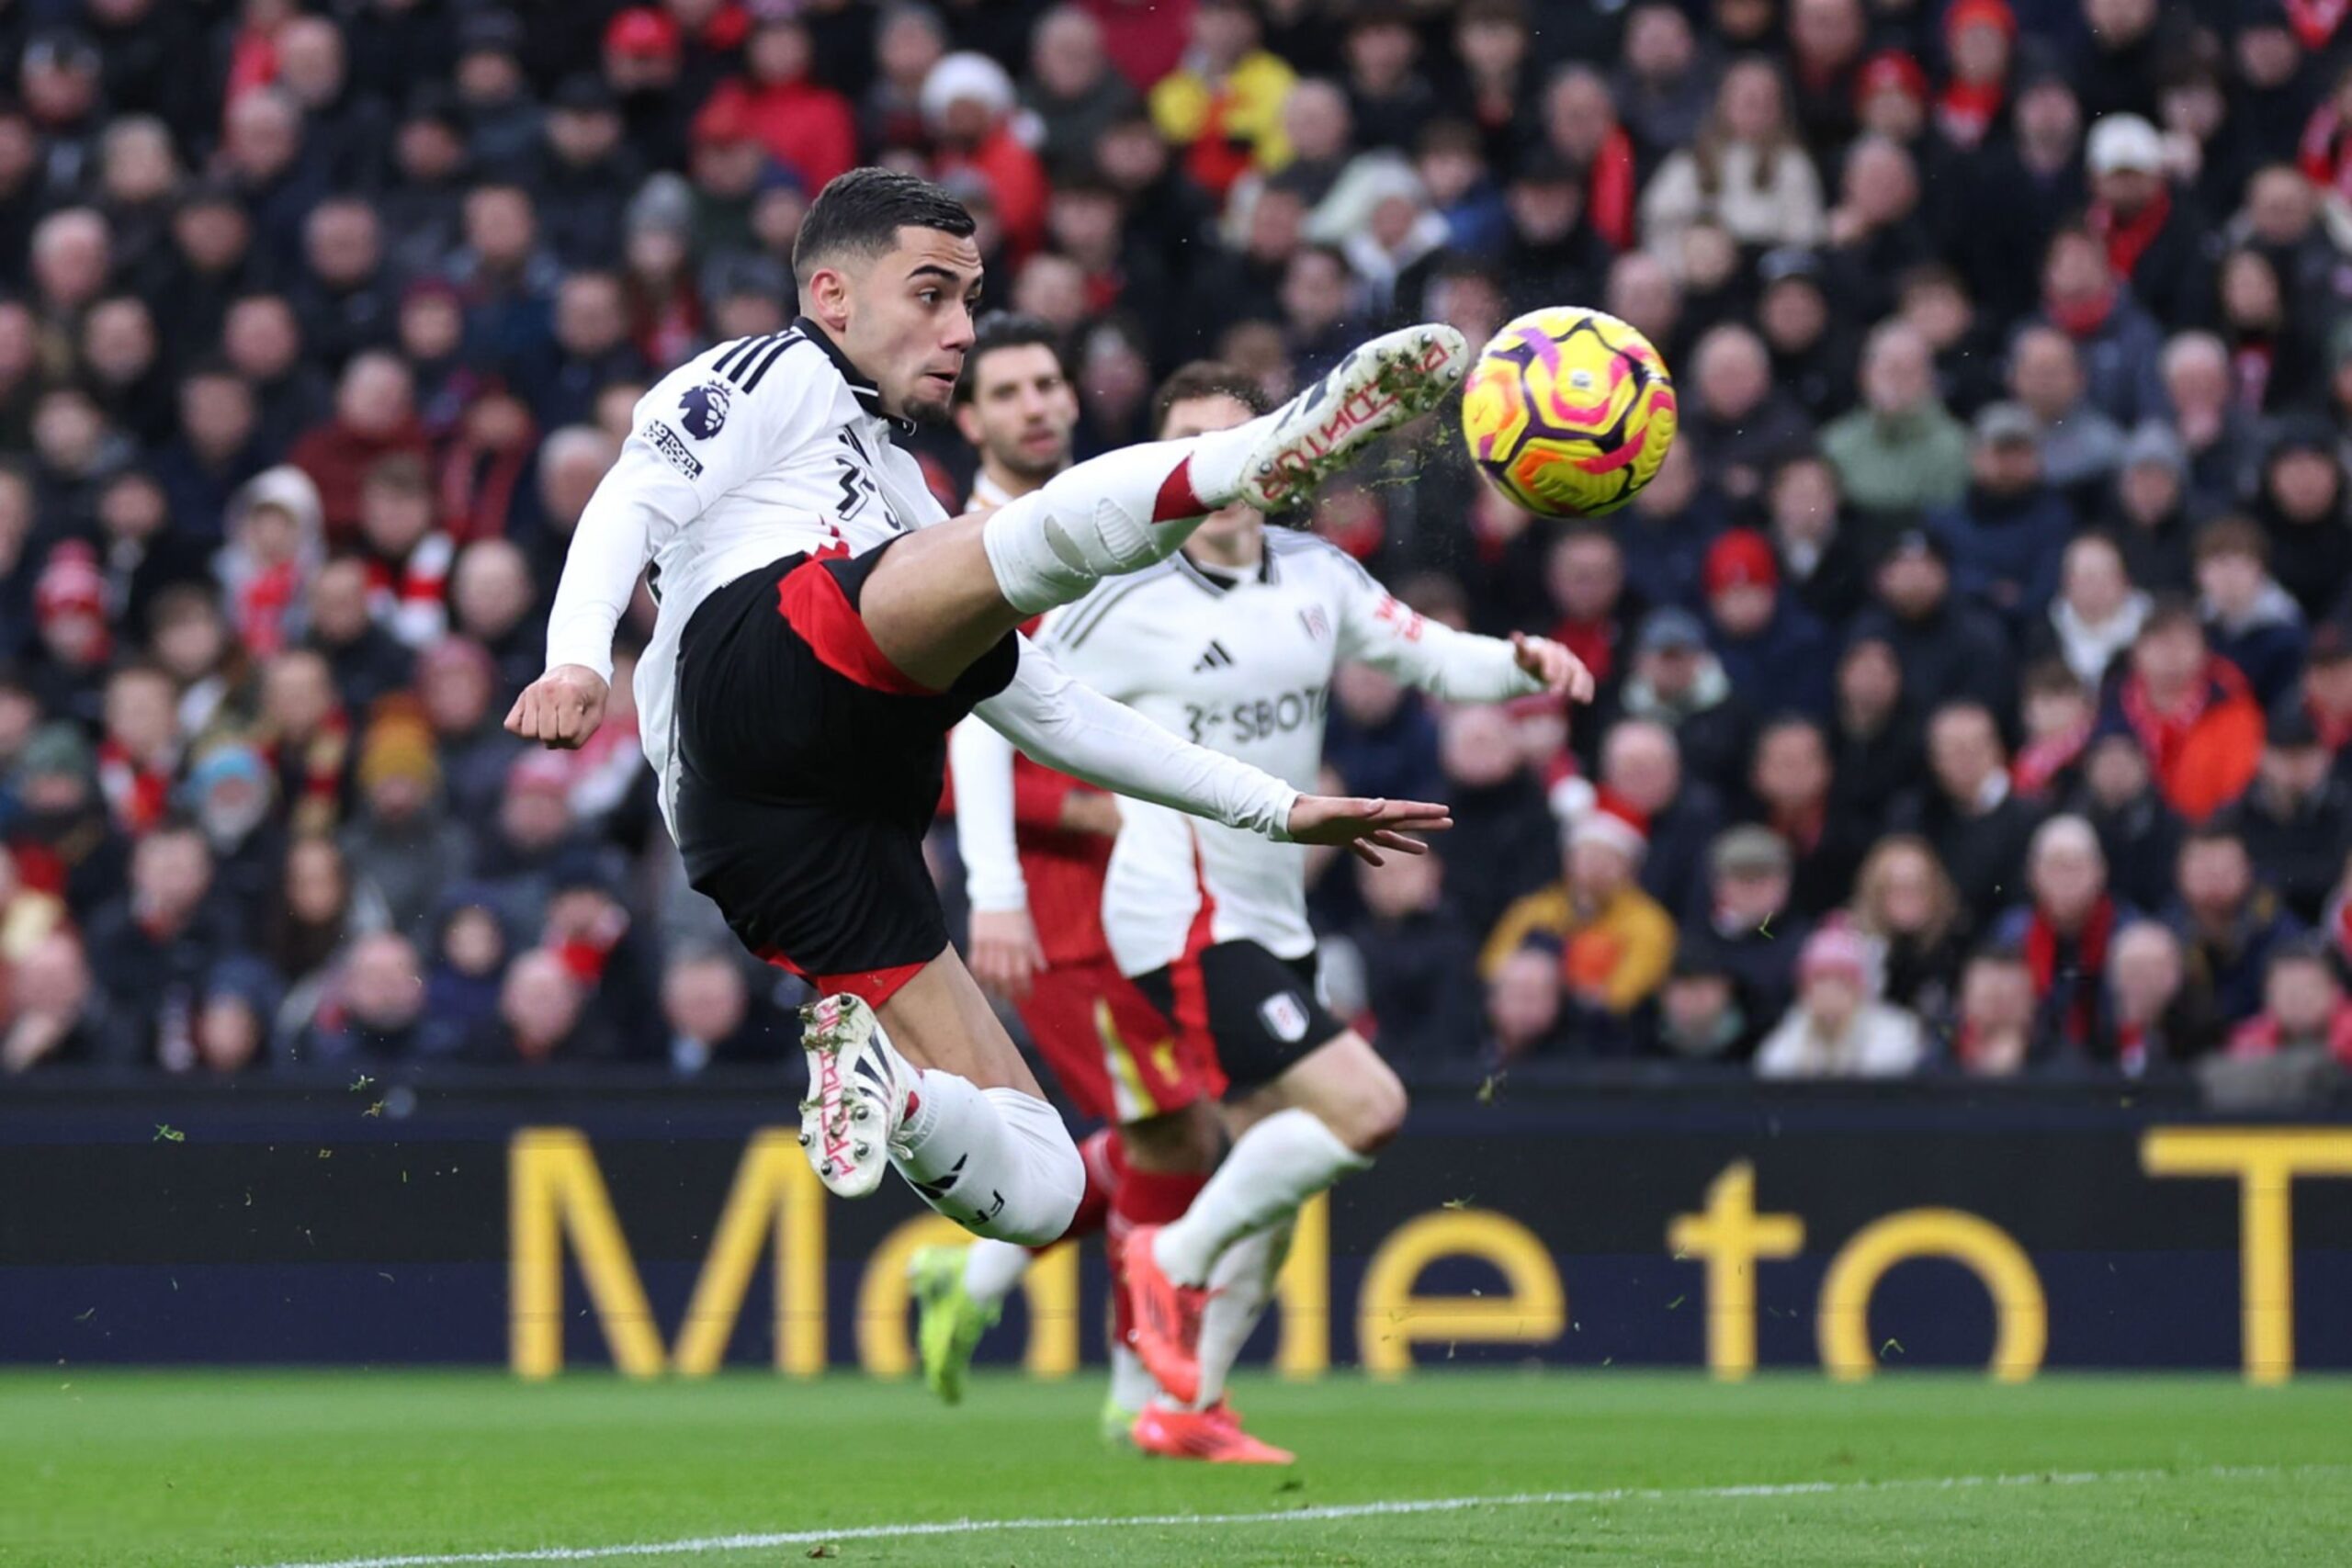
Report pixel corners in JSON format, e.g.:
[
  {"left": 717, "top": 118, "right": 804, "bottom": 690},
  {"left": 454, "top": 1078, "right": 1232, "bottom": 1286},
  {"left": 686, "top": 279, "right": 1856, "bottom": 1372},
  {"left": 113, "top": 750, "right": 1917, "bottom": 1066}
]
[
  {"left": 1106, "top": 1163, "right": 1207, "bottom": 1349},
  {"left": 1151, "top": 456, "right": 1204, "bottom": 522},
  {"left": 1112, "top": 1164, "right": 1208, "bottom": 1229},
  {"left": 1033, "top": 1127, "right": 1120, "bottom": 1252}
]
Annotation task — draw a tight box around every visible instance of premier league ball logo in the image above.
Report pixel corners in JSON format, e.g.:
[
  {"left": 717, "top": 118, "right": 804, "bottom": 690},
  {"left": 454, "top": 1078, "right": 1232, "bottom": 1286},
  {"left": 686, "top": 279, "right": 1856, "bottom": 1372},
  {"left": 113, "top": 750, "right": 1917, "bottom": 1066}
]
[{"left": 678, "top": 380, "right": 732, "bottom": 441}]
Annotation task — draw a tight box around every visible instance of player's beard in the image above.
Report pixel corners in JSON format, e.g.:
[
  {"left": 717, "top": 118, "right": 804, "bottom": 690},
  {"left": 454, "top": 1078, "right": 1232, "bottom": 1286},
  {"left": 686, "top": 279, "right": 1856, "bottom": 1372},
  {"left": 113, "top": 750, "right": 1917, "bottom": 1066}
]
[{"left": 992, "top": 437, "right": 1068, "bottom": 482}]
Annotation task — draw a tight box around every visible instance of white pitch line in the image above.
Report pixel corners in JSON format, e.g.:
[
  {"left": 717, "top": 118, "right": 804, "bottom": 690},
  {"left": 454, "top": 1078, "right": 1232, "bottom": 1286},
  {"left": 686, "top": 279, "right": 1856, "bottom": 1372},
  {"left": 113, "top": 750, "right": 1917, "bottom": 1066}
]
[{"left": 243, "top": 1463, "right": 2344, "bottom": 1568}]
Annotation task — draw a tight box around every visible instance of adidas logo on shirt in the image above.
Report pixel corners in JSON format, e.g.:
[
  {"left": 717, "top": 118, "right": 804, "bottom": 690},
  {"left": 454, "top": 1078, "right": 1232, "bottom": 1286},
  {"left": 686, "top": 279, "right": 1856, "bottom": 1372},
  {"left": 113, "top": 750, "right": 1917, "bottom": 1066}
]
[{"left": 1193, "top": 640, "right": 1236, "bottom": 671}]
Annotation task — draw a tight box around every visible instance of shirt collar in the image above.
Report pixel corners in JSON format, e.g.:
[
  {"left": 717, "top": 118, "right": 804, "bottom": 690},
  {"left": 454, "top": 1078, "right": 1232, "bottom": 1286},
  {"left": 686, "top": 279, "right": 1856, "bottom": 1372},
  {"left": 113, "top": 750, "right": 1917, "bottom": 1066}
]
[
  {"left": 794, "top": 315, "right": 913, "bottom": 434},
  {"left": 1174, "top": 540, "right": 1275, "bottom": 595}
]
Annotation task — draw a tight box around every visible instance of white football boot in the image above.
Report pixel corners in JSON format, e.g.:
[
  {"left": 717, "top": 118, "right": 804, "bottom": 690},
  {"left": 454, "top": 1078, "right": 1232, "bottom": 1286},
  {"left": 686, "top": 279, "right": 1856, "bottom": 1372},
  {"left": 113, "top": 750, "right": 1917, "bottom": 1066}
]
[
  {"left": 1238, "top": 323, "right": 1470, "bottom": 512},
  {"left": 797, "top": 994, "right": 911, "bottom": 1198}
]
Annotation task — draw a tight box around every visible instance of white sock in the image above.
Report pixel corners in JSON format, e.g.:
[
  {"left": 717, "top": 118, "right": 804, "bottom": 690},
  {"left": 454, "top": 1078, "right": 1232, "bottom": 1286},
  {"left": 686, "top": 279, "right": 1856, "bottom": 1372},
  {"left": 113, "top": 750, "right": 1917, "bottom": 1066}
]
[
  {"left": 961, "top": 1237, "right": 1031, "bottom": 1309},
  {"left": 892, "top": 1073, "right": 1083, "bottom": 1247},
  {"left": 1150, "top": 1109, "right": 1366, "bottom": 1286},
  {"left": 1186, "top": 1218, "right": 1292, "bottom": 1412},
  {"left": 1109, "top": 1344, "right": 1157, "bottom": 1415},
  {"left": 979, "top": 423, "right": 1272, "bottom": 614}
]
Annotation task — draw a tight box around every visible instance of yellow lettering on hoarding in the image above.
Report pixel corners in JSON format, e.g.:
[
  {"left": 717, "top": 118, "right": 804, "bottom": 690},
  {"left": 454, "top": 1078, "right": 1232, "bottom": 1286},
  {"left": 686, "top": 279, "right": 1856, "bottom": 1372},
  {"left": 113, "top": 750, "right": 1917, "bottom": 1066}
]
[
  {"left": 509, "top": 1128, "right": 826, "bottom": 1378},
  {"left": 508, "top": 1128, "right": 666, "bottom": 1380},
  {"left": 855, "top": 1216, "right": 1080, "bottom": 1379},
  {"left": 670, "top": 1131, "right": 827, "bottom": 1377},
  {"left": 1274, "top": 1192, "right": 1330, "bottom": 1377},
  {"left": 1816, "top": 1209, "right": 2045, "bottom": 1382},
  {"left": 1668, "top": 1161, "right": 1805, "bottom": 1380},
  {"left": 2143, "top": 1127, "right": 2352, "bottom": 1384},
  {"left": 1356, "top": 1209, "right": 1565, "bottom": 1377}
]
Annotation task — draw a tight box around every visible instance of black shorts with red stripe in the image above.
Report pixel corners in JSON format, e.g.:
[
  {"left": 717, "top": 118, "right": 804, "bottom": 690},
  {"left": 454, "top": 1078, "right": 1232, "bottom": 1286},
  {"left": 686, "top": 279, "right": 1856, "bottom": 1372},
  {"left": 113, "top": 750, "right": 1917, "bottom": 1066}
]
[{"left": 673, "top": 541, "right": 1020, "bottom": 1006}]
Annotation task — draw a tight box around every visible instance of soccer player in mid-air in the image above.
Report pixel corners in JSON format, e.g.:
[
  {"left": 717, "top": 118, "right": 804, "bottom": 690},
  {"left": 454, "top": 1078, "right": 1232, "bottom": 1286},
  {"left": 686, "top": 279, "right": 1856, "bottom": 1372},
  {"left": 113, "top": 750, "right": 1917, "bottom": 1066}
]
[
  {"left": 510, "top": 167, "right": 1468, "bottom": 1252},
  {"left": 937, "top": 361, "right": 1593, "bottom": 1461},
  {"left": 907, "top": 314, "right": 1194, "bottom": 1429}
]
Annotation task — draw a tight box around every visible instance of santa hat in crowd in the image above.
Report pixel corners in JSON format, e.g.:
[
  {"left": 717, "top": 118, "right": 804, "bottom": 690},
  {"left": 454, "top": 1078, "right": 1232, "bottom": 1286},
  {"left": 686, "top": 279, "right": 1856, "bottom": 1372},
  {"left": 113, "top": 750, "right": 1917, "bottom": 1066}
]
[
  {"left": 35, "top": 541, "right": 108, "bottom": 623},
  {"left": 1798, "top": 923, "right": 1873, "bottom": 989},
  {"left": 1564, "top": 786, "right": 1650, "bottom": 863},
  {"left": 1704, "top": 528, "right": 1779, "bottom": 598}
]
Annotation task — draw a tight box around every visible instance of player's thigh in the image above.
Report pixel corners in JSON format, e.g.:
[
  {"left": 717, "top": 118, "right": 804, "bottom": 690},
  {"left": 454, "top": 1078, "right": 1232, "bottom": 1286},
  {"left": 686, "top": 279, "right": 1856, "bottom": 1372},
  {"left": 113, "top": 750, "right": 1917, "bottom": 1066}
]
[
  {"left": 876, "top": 946, "right": 1047, "bottom": 1097},
  {"left": 857, "top": 515, "right": 1029, "bottom": 691},
  {"left": 1226, "top": 1031, "right": 1408, "bottom": 1154},
  {"left": 1121, "top": 1100, "right": 1223, "bottom": 1172}
]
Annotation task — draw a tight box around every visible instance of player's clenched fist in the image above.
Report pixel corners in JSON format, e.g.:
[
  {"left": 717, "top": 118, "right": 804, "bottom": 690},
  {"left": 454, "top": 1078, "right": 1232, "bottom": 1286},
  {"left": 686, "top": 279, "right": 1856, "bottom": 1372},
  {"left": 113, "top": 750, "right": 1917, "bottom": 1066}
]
[{"left": 506, "top": 664, "right": 610, "bottom": 750}]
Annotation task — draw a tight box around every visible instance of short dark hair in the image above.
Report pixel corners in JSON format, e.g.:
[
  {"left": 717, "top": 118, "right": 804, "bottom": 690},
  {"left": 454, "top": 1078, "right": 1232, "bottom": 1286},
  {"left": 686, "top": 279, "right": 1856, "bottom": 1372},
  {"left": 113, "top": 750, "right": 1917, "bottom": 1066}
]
[
  {"left": 2267, "top": 932, "right": 2336, "bottom": 974},
  {"left": 2138, "top": 592, "right": 2203, "bottom": 642},
  {"left": 1152, "top": 360, "right": 1272, "bottom": 434},
  {"left": 2021, "top": 659, "right": 2086, "bottom": 700},
  {"left": 2193, "top": 514, "right": 2267, "bottom": 566},
  {"left": 954, "top": 312, "right": 1069, "bottom": 407},
  {"left": 792, "top": 167, "right": 976, "bottom": 284},
  {"left": 363, "top": 452, "right": 431, "bottom": 497}
]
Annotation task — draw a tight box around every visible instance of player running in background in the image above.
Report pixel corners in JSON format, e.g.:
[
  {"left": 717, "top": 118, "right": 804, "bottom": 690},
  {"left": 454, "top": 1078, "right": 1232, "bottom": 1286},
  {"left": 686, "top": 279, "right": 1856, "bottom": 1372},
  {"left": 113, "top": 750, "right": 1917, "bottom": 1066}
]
[
  {"left": 511, "top": 168, "right": 1468, "bottom": 1252},
  {"left": 910, "top": 317, "right": 1216, "bottom": 1432},
  {"left": 945, "top": 362, "right": 1594, "bottom": 1461}
]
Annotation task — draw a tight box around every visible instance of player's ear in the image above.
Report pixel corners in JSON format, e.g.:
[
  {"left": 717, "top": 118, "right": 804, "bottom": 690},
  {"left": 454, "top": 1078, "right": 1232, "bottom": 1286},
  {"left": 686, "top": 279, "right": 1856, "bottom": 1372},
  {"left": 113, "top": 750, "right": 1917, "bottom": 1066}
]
[
  {"left": 954, "top": 402, "right": 980, "bottom": 444},
  {"left": 804, "top": 265, "right": 853, "bottom": 331}
]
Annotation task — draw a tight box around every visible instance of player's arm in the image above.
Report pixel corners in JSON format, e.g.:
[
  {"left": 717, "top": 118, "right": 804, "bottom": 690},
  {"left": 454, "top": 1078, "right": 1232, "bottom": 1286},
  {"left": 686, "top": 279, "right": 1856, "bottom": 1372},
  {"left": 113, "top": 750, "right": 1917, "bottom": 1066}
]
[
  {"left": 1330, "top": 551, "right": 1593, "bottom": 704},
  {"left": 947, "top": 717, "right": 1046, "bottom": 1001},
  {"left": 975, "top": 638, "right": 1449, "bottom": 864},
  {"left": 514, "top": 348, "right": 820, "bottom": 748},
  {"left": 513, "top": 441, "right": 669, "bottom": 746}
]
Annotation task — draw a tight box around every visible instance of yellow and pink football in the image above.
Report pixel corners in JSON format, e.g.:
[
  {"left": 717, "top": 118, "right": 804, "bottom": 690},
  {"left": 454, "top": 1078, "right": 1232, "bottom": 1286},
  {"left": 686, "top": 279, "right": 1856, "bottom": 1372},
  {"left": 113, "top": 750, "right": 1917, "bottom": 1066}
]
[{"left": 1461, "top": 307, "right": 1678, "bottom": 518}]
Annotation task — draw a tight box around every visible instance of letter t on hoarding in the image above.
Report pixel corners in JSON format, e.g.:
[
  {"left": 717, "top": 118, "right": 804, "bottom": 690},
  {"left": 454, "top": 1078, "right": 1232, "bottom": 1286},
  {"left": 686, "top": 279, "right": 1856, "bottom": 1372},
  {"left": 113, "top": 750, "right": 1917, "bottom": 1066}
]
[
  {"left": 1668, "top": 1161, "right": 1805, "bottom": 1381},
  {"left": 2143, "top": 1128, "right": 2352, "bottom": 1384}
]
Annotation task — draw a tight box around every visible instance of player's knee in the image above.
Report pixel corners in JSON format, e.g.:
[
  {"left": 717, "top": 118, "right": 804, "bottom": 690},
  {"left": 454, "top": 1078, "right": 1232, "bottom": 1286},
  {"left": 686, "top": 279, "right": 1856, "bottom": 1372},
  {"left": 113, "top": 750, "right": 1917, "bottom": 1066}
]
[
  {"left": 1317, "top": 1055, "right": 1407, "bottom": 1156},
  {"left": 974, "top": 1125, "right": 1086, "bottom": 1247},
  {"left": 1343, "top": 1069, "right": 1408, "bottom": 1155}
]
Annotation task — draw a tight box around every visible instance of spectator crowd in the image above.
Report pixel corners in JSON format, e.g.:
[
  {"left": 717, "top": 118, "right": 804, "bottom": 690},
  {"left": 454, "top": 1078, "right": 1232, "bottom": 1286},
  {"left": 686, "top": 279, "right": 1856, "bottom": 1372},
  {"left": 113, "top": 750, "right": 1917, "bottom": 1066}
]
[{"left": 6, "top": 0, "right": 2352, "bottom": 1097}]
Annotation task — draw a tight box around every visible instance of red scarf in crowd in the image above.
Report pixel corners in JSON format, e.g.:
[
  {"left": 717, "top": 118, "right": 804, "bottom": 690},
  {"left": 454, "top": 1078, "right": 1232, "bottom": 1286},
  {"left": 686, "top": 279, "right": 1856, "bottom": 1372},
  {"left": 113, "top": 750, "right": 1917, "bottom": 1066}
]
[
  {"left": 2013, "top": 716, "right": 2092, "bottom": 799},
  {"left": 549, "top": 906, "right": 631, "bottom": 988},
  {"left": 2308, "top": 693, "right": 2352, "bottom": 753},
  {"left": 2118, "top": 657, "right": 2247, "bottom": 786},
  {"left": 1770, "top": 800, "right": 1826, "bottom": 856},
  {"left": 96, "top": 740, "right": 173, "bottom": 837},
  {"left": 2024, "top": 894, "right": 2117, "bottom": 1048},
  {"left": 1936, "top": 81, "right": 2006, "bottom": 149},
  {"left": 2046, "top": 277, "right": 2117, "bottom": 340},
  {"left": 2297, "top": 101, "right": 2352, "bottom": 202},
  {"left": 2087, "top": 186, "right": 2173, "bottom": 284},
  {"left": 236, "top": 561, "right": 300, "bottom": 658},
  {"left": 2286, "top": 0, "right": 2352, "bottom": 50},
  {"left": 363, "top": 533, "right": 455, "bottom": 644}
]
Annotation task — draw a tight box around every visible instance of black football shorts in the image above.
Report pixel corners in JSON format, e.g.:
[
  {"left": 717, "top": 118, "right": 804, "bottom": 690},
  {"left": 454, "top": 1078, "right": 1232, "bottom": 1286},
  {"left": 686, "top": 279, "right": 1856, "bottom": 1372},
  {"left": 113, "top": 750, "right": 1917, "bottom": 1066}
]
[{"left": 671, "top": 539, "right": 1020, "bottom": 1004}]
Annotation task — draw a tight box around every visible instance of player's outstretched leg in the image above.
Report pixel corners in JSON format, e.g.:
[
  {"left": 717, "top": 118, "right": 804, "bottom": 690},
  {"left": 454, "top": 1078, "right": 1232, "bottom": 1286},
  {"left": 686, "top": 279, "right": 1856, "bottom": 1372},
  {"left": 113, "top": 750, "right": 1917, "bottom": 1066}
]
[
  {"left": 912, "top": 1127, "right": 1122, "bottom": 1404},
  {"left": 980, "top": 324, "right": 1468, "bottom": 615},
  {"left": 798, "top": 993, "right": 1082, "bottom": 1245}
]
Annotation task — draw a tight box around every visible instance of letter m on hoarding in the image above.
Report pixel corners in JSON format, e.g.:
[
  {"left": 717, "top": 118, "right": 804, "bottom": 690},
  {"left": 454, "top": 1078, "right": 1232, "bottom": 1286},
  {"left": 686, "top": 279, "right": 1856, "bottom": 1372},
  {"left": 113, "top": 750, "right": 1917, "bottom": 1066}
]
[{"left": 508, "top": 1128, "right": 825, "bottom": 1379}]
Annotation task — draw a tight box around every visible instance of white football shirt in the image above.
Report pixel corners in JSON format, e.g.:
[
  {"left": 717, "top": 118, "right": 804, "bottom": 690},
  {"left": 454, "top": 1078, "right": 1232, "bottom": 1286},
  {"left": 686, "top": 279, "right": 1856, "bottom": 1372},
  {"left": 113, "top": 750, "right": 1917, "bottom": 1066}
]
[
  {"left": 1038, "top": 530, "right": 1542, "bottom": 976},
  {"left": 541, "top": 320, "right": 1301, "bottom": 843}
]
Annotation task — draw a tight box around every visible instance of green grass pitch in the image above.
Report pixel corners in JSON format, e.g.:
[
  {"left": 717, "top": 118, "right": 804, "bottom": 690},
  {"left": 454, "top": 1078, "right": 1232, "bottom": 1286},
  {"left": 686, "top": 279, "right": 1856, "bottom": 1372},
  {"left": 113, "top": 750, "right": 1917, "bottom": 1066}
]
[{"left": 7, "top": 1370, "right": 2348, "bottom": 1566}]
